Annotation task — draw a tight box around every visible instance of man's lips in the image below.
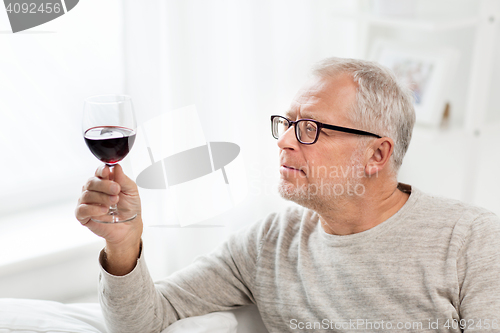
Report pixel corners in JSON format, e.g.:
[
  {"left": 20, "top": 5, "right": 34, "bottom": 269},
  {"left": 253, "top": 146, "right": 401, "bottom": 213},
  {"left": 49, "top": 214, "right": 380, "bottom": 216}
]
[{"left": 280, "top": 164, "right": 306, "bottom": 176}]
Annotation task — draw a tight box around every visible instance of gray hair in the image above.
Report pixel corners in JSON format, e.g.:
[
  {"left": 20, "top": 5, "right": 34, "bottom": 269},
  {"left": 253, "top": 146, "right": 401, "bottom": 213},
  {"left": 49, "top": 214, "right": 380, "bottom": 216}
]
[{"left": 311, "top": 57, "right": 416, "bottom": 174}]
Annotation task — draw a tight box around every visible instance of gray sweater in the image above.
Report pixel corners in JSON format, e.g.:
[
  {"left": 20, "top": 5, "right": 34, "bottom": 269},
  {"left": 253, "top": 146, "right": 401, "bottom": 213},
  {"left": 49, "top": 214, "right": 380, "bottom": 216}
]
[{"left": 98, "top": 184, "right": 500, "bottom": 332}]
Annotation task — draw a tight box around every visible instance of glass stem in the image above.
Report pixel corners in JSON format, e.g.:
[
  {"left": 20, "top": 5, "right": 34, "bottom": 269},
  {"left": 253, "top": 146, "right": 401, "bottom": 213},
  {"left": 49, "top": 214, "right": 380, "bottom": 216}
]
[{"left": 108, "top": 164, "right": 118, "bottom": 215}]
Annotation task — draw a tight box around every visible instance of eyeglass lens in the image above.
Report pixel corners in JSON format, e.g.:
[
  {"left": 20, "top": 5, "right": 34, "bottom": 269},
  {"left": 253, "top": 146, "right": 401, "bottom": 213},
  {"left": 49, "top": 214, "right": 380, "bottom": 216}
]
[
  {"left": 272, "top": 117, "right": 287, "bottom": 139},
  {"left": 297, "top": 120, "right": 317, "bottom": 143},
  {"left": 272, "top": 117, "right": 318, "bottom": 144}
]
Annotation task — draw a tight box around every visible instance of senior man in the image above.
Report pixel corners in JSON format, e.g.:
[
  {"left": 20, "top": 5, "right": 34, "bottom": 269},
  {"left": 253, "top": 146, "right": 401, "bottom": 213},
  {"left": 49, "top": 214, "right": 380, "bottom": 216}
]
[{"left": 76, "top": 57, "right": 500, "bottom": 333}]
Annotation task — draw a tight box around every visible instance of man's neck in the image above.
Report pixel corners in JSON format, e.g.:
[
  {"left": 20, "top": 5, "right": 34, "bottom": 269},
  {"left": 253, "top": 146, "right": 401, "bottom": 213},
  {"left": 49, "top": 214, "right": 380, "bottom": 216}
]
[{"left": 318, "top": 183, "right": 410, "bottom": 236}]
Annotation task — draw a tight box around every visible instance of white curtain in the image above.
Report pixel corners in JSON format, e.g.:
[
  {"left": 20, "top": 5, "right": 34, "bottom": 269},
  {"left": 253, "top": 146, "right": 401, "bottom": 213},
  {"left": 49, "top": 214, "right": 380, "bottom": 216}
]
[
  {"left": 0, "top": 0, "right": 124, "bottom": 216},
  {"left": 0, "top": 0, "right": 124, "bottom": 301}
]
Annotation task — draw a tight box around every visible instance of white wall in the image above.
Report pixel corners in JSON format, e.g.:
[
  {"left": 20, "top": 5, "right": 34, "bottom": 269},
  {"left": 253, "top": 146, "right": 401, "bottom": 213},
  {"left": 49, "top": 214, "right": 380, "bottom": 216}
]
[{"left": 378, "top": 1, "right": 500, "bottom": 215}]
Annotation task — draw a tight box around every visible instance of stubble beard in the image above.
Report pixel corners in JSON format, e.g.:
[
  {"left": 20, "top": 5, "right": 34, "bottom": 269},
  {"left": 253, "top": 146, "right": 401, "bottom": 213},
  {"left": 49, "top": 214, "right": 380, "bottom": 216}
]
[{"left": 278, "top": 153, "right": 365, "bottom": 212}]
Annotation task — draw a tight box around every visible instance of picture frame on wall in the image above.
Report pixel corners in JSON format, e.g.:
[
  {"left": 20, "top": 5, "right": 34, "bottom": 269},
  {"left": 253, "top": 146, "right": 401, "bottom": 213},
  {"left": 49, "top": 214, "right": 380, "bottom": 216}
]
[{"left": 369, "top": 39, "right": 460, "bottom": 127}]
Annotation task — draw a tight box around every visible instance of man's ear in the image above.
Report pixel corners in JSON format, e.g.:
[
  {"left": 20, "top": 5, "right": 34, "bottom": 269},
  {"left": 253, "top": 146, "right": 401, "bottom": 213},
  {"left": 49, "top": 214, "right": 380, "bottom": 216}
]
[{"left": 365, "top": 137, "right": 394, "bottom": 177}]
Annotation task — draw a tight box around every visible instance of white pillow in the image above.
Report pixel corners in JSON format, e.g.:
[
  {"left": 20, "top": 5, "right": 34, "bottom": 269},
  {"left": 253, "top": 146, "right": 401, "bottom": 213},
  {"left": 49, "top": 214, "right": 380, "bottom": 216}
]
[
  {"left": 0, "top": 298, "right": 106, "bottom": 333},
  {"left": 0, "top": 298, "right": 238, "bottom": 333},
  {"left": 161, "top": 312, "right": 237, "bottom": 333}
]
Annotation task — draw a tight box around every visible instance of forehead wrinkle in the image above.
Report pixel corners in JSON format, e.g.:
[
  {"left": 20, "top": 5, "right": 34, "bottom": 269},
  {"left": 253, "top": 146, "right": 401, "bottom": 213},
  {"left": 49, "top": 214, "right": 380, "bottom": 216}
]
[
  {"left": 286, "top": 102, "right": 333, "bottom": 126},
  {"left": 287, "top": 96, "right": 329, "bottom": 120},
  {"left": 287, "top": 74, "right": 357, "bottom": 126}
]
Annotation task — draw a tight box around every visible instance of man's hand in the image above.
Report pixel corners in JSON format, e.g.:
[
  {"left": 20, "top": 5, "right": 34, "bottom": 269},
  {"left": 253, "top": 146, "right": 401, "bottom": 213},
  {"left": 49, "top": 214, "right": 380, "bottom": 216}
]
[{"left": 75, "top": 164, "right": 143, "bottom": 276}]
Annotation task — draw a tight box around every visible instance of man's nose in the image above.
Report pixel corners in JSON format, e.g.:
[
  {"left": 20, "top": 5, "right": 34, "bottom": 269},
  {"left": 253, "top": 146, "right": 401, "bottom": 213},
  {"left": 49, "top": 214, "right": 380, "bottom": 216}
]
[{"left": 277, "top": 126, "right": 300, "bottom": 150}]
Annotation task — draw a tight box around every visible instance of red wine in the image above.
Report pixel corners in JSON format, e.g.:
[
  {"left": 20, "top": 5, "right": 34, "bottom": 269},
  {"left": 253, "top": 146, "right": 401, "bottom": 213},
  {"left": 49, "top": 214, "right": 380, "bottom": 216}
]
[{"left": 84, "top": 126, "right": 136, "bottom": 165}]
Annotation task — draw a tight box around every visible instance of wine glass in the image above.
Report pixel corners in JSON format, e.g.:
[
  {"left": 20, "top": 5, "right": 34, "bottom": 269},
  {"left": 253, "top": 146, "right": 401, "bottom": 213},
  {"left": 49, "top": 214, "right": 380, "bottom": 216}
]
[{"left": 82, "top": 94, "right": 137, "bottom": 223}]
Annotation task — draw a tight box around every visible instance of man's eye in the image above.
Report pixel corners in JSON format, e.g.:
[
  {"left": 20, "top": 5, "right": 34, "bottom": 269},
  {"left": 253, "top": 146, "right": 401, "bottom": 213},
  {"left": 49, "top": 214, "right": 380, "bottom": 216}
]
[{"left": 306, "top": 124, "right": 316, "bottom": 132}]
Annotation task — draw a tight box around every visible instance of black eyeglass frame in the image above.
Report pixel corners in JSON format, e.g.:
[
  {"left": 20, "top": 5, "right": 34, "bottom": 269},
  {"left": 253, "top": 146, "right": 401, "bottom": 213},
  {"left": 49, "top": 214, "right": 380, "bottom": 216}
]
[{"left": 271, "top": 115, "right": 382, "bottom": 145}]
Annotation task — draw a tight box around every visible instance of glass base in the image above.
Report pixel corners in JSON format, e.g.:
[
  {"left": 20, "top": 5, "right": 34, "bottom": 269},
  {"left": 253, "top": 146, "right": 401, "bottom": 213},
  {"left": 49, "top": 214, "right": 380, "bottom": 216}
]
[{"left": 91, "top": 211, "right": 137, "bottom": 224}]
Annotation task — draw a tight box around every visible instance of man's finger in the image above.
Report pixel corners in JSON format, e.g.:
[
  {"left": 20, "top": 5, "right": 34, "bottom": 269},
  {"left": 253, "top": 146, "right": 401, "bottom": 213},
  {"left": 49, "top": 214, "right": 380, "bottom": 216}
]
[
  {"left": 76, "top": 204, "right": 109, "bottom": 224},
  {"left": 80, "top": 190, "right": 119, "bottom": 206},
  {"left": 83, "top": 177, "right": 121, "bottom": 196}
]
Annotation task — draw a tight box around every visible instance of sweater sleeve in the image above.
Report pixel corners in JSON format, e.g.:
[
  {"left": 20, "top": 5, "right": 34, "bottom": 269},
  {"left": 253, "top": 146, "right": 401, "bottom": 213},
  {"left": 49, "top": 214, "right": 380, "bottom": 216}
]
[
  {"left": 98, "top": 216, "right": 272, "bottom": 333},
  {"left": 457, "top": 212, "right": 500, "bottom": 332}
]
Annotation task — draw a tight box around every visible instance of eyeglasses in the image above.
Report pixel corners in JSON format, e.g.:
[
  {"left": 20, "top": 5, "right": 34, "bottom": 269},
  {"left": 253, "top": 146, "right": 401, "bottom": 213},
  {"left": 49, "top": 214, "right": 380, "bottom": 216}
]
[{"left": 271, "top": 115, "right": 381, "bottom": 145}]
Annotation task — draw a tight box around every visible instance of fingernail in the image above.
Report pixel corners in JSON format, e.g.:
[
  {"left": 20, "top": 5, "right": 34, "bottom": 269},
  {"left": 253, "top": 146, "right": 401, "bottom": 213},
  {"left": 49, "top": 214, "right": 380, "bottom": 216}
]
[
  {"left": 101, "top": 206, "right": 109, "bottom": 213},
  {"left": 110, "top": 195, "right": 118, "bottom": 203}
]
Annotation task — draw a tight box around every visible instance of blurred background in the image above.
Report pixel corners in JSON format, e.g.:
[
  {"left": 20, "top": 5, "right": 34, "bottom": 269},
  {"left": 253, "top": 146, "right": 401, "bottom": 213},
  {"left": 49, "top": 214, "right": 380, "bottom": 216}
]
[{"left": 0, "top": 0, "right": 499, "bottom": 303}]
